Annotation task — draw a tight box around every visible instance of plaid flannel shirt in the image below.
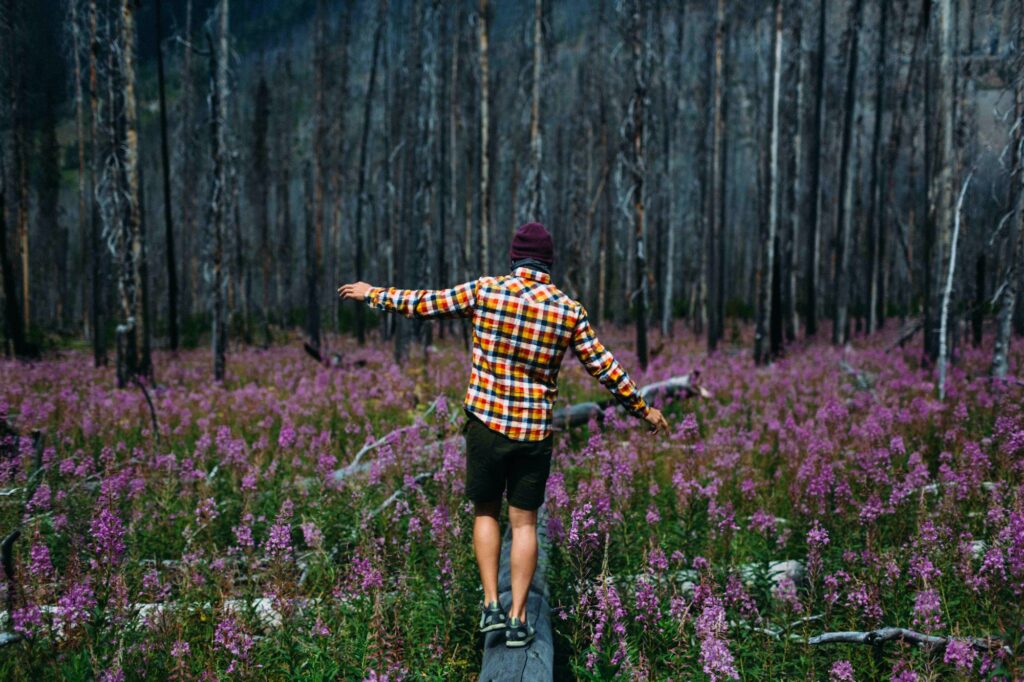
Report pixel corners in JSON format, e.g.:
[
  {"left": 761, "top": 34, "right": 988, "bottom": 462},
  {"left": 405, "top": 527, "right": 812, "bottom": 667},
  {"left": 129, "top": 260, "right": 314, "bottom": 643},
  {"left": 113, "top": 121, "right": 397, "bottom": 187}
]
[{"left": 364, "top": 266, "right": 650, "bottom": 441}]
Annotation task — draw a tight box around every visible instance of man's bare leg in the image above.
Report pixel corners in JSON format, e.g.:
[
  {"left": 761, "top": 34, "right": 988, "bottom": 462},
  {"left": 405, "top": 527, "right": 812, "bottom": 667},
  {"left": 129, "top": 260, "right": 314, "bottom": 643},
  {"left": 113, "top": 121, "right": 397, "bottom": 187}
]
[
  {"left": 473, "top": 499, "right": 502, "bottom": 606},
  {"left": 508, "top": 504, "right": 538, "bottom": 622}
]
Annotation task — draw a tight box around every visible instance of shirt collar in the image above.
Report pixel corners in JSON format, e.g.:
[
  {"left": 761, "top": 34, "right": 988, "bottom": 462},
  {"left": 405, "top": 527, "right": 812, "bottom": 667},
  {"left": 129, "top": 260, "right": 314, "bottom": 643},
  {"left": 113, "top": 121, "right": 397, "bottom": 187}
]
[{"left": 512, "top": 266, "right": 551, "bottom": 284}]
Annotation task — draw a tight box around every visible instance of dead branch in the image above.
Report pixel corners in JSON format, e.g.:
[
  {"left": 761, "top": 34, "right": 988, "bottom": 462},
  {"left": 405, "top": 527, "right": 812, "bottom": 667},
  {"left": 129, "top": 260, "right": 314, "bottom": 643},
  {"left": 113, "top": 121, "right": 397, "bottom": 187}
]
[
  {"left": 803, "top": 627, "right": 1009, "bottom": 655},
  {"left": 886, "top": 318, "right": 923, "bottom": 351}
]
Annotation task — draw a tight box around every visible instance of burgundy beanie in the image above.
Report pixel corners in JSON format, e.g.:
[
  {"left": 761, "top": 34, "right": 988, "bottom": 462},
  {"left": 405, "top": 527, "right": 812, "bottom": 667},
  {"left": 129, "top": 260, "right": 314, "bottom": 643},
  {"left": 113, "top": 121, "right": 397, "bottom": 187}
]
[{"left": 509, "top": 222, "right": 554, "bottom": 265}]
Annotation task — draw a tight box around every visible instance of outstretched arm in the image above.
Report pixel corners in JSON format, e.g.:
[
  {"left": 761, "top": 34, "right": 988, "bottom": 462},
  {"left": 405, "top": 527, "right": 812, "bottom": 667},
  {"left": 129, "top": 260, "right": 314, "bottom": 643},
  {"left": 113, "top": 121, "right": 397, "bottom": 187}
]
[
  {"left": 338, "top": 279, "right": 478, "bottom": 320},
  {"left": 570, "top": 305, "right": 669, "bottom": 434}
]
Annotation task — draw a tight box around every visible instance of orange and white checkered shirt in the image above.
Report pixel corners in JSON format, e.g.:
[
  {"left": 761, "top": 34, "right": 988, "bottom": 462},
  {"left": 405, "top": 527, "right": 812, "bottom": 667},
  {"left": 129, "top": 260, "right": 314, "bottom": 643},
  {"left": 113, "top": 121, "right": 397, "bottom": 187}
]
[{"left": 364, "top": 266, "right": 650, "bottom": 441}]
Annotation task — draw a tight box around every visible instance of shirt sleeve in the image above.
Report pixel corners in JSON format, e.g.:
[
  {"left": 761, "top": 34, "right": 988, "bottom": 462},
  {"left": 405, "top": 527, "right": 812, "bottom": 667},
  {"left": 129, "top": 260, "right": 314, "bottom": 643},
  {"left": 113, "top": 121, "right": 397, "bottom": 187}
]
[
  {"left": 570, "top": 305, "right": 650, "bottom": 419},
  {"left": 363, "top": 279, "right": 478, "bottom": 320}
]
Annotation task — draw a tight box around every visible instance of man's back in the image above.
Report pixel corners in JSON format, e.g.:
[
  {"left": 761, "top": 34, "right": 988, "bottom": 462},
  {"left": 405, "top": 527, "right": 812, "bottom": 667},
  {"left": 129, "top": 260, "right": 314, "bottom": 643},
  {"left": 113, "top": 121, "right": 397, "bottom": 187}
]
[{"left": 363, "top": 264, "right": 650, "bottom": 441}]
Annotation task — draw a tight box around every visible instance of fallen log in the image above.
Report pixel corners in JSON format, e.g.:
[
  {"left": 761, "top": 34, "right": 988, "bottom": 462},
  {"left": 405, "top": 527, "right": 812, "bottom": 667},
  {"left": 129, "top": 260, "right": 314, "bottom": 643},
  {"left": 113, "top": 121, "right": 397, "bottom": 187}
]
[
  {"left": 803, "top": 627, "right": 1009, "bottom": 656},
  {"left": 552, "top": 374, "right": 707, "bottom": 430},
  {"left": 479, "top": 504, "right": 553, "bottom": 682}
]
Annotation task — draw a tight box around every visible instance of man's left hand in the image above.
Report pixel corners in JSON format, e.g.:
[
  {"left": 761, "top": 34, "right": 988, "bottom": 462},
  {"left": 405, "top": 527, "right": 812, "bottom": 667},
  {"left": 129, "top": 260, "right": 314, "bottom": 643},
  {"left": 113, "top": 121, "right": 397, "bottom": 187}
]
[{"left": 338, "top": 282, "right": 372, "bottom": 301}]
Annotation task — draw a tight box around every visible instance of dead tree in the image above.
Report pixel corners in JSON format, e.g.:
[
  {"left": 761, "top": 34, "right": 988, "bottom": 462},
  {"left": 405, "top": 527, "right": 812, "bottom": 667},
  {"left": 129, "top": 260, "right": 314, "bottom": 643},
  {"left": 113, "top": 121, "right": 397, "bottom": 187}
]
[
  {"left": 927, "top": 0, "right": 956, "bottom": 368},
  {"left": 832, "top": 0, "right": 865, "bottom": 346},
  {"left": 353, "top": 0, "right": 386, "bottom": 346},
  {"left": 177, "top": 0, "right": 197, "bottom": 322},
  {"left": 308, "top": 0, "right": 328, "bottom": 353},
  {"left": 478, "top": 0, "right": 491, "bottom": 273},
  {"left": 69, "top": 0, "right": 89, "bottom": 338},
  {"left": 804, "top": 0, "right": 826, "bottom": 338},
  {"left": 866, "top": 0, "right": 890, "bottom": 334},
  {"left": 0, "top": 148, "right": 28, "bottom": 357},
  {"left": 252, "top": 73, "right": 271, "bottom": 347},
  {"left": 155, "top": 0, "right": 178, "bottom": 351},
  {"left": 623, "top": 0, "right": 649, "bottom": 371},
  {"left": 707, "top": 0, "right": 727, "bottom": 352},
  {"left": 108, "top": 0, "right": 147, "bottom": 387},
  {"left": 756, "top": 0, "right": 783, "bottom": 365},
  {"left": 206, "top": 0, "right": 230, "bottom": 381},
  {"left": 518, "top": 0, "right": 545, "bottom": 225},
  {"left": 991, "top": 3, "right": 1022, "bottom": 379},
  {"left": 88, "top": 0, "right": 106, "bottom": 366}
]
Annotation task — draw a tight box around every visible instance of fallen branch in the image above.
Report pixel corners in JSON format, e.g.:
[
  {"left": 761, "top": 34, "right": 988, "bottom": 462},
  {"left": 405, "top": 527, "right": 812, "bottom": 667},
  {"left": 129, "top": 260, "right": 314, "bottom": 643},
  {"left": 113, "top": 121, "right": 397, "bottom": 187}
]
[
  {"left": 553, "top": 374, "right": 708, "bottom": 429},
  {"left": 838, "top": 360, "right": 876, "bottom": 391},
  {"left": 886, "top": 319, "right": 923, "bottom": 351},
  {"left": 368, "top": 471, "right": 433, "bottom": 518},
  {"left": 333, "top": 396, "right": 445, "bottom": 483},
  {"left": 131, "top": 376, "right": 161, "bottom": 444},
  {"left": 803, "top": 627, "right": 1009, "bottom": 655}
]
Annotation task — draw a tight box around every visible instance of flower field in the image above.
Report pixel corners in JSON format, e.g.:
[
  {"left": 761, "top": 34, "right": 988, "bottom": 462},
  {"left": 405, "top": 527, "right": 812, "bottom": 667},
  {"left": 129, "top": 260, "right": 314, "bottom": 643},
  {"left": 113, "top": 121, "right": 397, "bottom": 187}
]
[{"left": 1, "top": 325, "right": 1023, "bottom": 681}]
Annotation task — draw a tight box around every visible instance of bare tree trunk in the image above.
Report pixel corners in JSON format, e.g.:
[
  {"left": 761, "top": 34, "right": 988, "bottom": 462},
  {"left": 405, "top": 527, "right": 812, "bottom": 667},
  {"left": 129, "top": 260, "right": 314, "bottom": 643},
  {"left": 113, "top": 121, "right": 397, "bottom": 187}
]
[
  {"left": 308, "top": 0, "right": 327, "bottom": 353},
  {"left": 478, "top": 0, "right": 491, "bottom": 273},
  {"left": 152, "top": 0, "right": 178, "bottom": 351},
  {"left": 805, "top": 0, "right": 826, "bottom": 338},
  {"left": 991, "top": 3, "right": 1022, "bottom": 378},
  {"left": 928, "top": 0, "right": 956, "bottom": 366},
  {"left": 354, "top": 0, "right": 385, "bottom": 346},
  {"left": 69, "top": 0, "right": 90, "bottom": 339},
  {"left": 114, "top": 0, "right": 146, "bottom": 385},
  {"left": 867, "top": 0, "right": 889, "bottom": 335},
  {"left": 87, "top": 0, "right": 106, "bottom": 365},
  {"left": 178, "top": 0, "right": 196, "bottom": 322},
  {"left": 939, "top": 171, "right": 972, "bottom": 399},
  {"left": 0, "top": 151, "right": 28, "bottom": 357},
  {"left": 253, "top": 74, "right": 271, "bottom": 347},
  {"left": 785, "top": 1, "right": 803, "bottom": 343},
  {"left": 520, "top": 0, "right": 544, "bottom": 224},
  {"left": 625, "top": 0, "right": 648, "bottom": 371},
  {"left": 756, "top": 0, "right": 783, "bottom": 365},
  {"left": 207, "top": 0, "right": 230, "bottom": 381},
  {"left": 832, "top": 0, "right": 864, "bottom": 346},
  {"left": 707, "top": 0, "right": 727, "bottom": 352}
]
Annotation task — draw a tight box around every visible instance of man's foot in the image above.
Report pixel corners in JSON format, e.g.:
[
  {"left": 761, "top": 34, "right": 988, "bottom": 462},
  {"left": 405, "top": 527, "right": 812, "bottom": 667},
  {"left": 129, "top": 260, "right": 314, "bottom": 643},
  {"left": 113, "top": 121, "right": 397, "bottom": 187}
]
[
  {"left": 505, "top": 615, "right": 536, "bottom": 648},
  {"left": 478, "top": 599, "right": 508, "bottom": 633}
]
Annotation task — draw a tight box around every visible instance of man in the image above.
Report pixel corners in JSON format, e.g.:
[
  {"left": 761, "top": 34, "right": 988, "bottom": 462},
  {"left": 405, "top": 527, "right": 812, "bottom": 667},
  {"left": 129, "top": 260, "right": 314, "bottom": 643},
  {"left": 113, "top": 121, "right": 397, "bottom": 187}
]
[{"left": 338, "top": 222, "right": 669, "bottom": 649}]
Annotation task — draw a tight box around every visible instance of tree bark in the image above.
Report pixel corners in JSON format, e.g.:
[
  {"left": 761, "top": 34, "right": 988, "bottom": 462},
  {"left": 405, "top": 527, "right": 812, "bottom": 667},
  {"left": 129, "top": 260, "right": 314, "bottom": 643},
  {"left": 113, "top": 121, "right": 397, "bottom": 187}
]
[
  {"left": 207, "top": 0, "right": 230, "bottom": 381},
  {"left": 707, "top": 0, "right": 727, "bottom": 352},
  {"left": 70, "top": 0, "right": 89, "bottom": 338},
  {"left": 805, "top": 0, "right": 826, "bottom": 338},
  {"left": 832, "top": 0, "right": 864, "bottom": 346},
  {"left": 867, "top": 0, "right": 890, "bottom": 335},
  {"left": 478, "top": 0, "right": 491, "bottom": 273},
  {"left": 626, "top": 0, "right": 648, "bottom": 371},
  {"left": 155, "top": 0, "right": 178, "bottom": 351},
  {"left": 991, "top": 3, "right": 1023, "bottom": 378},
  {"left": 354, "top": 0, "right": 386, "bottom": 346},
  {"left": 520, "top": 0, "right": 544, "bottom": 224},
  {"left": 928, "top": 0, "right": 956, "bottom": 365},
  {"left": 756, "top": 0, "right": 783, "bottom": 365},
  {"left": 253, "top": 74, "right": 271, "bottom": 347},
  {"left": 88, "top": 0, "right": 106, "bottom": 366}
]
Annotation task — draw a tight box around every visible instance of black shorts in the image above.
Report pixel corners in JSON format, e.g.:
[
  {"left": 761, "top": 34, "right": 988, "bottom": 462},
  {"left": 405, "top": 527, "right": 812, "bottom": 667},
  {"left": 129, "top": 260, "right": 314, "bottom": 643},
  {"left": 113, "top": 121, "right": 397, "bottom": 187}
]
[{"left": 463, "top": 411, "right": 553, "bottom": 511}]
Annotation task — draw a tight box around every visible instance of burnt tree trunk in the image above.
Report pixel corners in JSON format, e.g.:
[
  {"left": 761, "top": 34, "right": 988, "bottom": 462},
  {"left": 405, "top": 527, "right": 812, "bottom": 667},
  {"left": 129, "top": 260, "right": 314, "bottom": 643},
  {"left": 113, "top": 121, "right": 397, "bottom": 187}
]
[
  {"left": 707, "top": 0, "right": 727, "bottom": 352},
  {"left": 805, "top": 0, "right": 826, "bottom": 338},
  {"left": 626, "top": 0, "right": 649, "bottom": 371},
  {"left": 207, "top": 0, "right": 230, "bottom": 381},
  {"left": 353, "top": 0, "right": 385, "bottom": 346},
  {"left": 832, "top": 0, "right": 864, "bottom": 346},
  {"left": 155, "top": 0, "right": 178, "bottom": 351}
]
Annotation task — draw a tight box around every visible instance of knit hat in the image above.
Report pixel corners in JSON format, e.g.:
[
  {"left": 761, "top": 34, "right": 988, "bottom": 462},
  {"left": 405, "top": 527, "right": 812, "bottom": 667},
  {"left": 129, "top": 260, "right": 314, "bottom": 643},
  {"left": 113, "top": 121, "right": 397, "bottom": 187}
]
[{"left": 509, "top": 222, "right": 554, "bottom": 265}]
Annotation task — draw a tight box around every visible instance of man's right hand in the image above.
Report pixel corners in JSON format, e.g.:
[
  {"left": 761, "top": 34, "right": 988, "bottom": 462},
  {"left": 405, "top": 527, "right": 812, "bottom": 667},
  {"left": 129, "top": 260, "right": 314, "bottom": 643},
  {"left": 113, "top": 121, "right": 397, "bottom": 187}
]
[
  {"left": 338, "top": 281, "right": 372, "bottom": 301},
  {"left": 644, "top": 407, "right": 669, "bottom": 435}
]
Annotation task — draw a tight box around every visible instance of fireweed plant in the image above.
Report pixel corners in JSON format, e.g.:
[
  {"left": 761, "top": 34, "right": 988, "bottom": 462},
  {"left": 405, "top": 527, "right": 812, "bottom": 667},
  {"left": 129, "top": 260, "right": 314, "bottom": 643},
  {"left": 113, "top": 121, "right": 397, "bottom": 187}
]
[{"left": 0, "top": 325, "right": 1022, "bottom": 680}]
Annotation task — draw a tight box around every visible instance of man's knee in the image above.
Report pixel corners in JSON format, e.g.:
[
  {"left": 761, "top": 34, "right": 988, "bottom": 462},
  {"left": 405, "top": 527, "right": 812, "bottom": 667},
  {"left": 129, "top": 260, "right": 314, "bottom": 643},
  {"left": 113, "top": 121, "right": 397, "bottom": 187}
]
[{"left": 508, "top": 504, "right": 538, "bottom": 531}]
